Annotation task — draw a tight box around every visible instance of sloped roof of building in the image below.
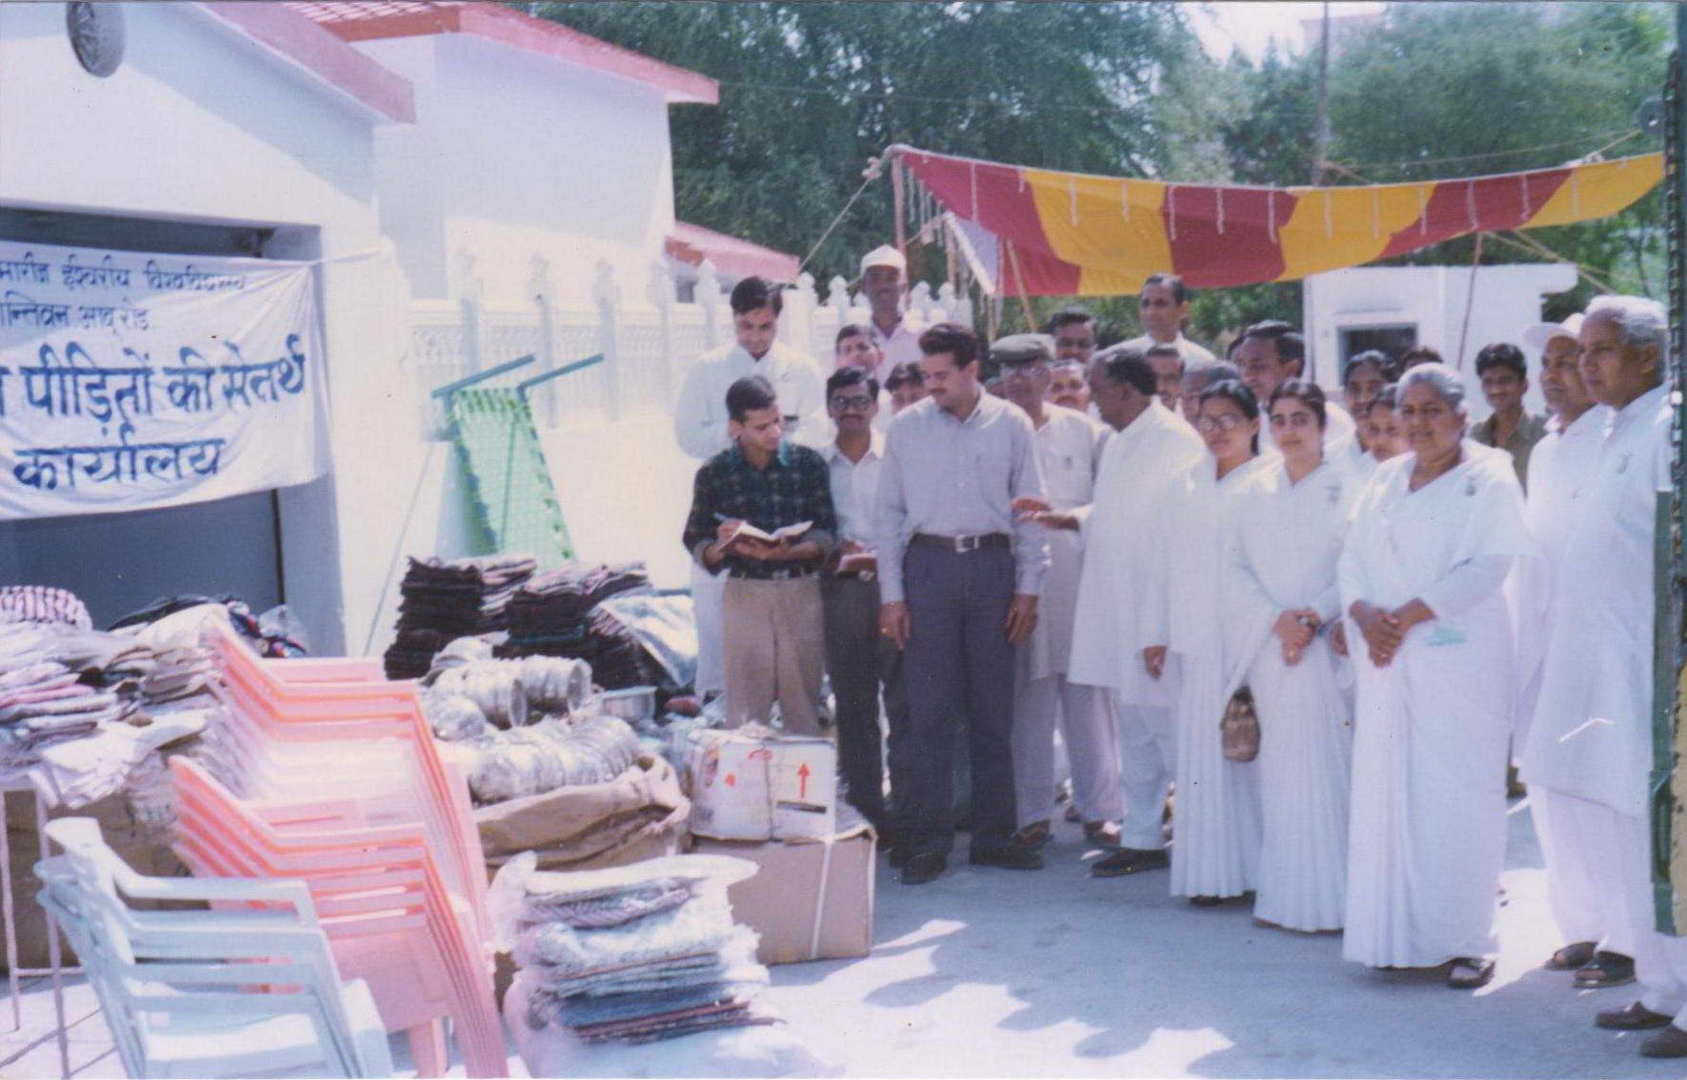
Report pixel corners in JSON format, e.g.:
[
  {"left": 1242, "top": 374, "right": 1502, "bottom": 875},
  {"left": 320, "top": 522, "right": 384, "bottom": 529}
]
[
  {"left": 288, "top": 1, "right": 718, "bottom": 105},
  {"left": 667, "top": 221, "right": 800, "bottom": 284},
  {"left": 199, "top": 2, "right": 415, "bottom": 122}
]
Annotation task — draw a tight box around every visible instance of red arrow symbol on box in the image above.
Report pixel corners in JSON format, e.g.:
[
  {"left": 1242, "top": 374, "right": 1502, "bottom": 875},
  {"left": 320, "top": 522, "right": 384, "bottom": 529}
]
[{"left": 797, "top": 762, "right": 810, "bottom": 799}]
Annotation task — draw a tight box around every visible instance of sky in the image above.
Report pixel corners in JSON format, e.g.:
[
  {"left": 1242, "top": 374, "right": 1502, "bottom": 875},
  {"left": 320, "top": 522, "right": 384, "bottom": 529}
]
[{"left": 1189, "top": 1, "right": 1385, "bottom": 62}]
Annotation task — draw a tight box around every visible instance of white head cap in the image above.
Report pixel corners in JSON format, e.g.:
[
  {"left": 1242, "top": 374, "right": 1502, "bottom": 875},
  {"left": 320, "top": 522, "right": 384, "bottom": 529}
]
[
  {"left": 1522, "top": 312, "right": 1584, "bottom": 353},
  {"left": 860, "top": 245, "right": 907, "bottom": 275}
]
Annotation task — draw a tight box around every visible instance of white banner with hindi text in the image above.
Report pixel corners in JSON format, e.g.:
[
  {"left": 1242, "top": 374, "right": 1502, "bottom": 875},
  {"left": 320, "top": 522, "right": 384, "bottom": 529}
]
[{"left": 0, "top": 241, "right": 327, "bottom": 519}]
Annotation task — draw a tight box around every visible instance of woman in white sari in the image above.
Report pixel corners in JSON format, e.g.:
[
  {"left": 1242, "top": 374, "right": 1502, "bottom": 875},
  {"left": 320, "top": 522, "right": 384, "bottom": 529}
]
[
  {"left": 1338, "top": 363, "right": 1537, "bottom": 988},
  {"left": 1145, "top": 379, "right": 1273, "bottom": 906},
  {"left": 1233, "top": 380, "right": 1357, "bottom": 932}
]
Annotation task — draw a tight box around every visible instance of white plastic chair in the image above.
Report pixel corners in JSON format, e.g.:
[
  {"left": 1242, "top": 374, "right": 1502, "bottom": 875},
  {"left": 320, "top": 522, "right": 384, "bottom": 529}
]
[{"left": 34, "top": 817, "right": 394, "bottom": 1079}]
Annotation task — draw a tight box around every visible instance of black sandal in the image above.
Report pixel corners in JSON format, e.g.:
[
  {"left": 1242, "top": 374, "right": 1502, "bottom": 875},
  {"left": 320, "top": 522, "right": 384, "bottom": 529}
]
[{"left": 1447, "top": 956, "right": 1496, "bottom": 989}]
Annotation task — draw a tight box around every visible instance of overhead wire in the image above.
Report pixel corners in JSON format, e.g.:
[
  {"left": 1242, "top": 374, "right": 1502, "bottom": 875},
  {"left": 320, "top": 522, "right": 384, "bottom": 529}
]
[{"left": 1332, "top": 128, "right": 1646, "bottom": 174}]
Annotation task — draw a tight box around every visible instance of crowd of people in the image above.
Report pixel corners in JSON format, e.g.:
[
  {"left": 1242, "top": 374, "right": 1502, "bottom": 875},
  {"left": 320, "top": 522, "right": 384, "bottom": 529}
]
[{"left": 673, "top": 247, "right": 1680, "bottom": 1059}]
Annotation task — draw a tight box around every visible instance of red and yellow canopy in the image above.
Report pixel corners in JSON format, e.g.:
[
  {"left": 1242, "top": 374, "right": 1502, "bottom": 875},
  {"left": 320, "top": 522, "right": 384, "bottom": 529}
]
[{"left": 890, "top": 144, "right": 1662, "bottom": 297}]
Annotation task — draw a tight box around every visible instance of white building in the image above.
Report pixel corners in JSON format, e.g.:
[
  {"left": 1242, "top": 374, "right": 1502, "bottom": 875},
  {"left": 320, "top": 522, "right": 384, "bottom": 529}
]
[
  {"left": 0, "top": 1, "right": 966, "bottom": 657},
  {"left": 1301, "top": 262, "right": 1578, "bottom": 419},
  {"left": 0, "top": 0, "right": 414, "bottom": 654}
]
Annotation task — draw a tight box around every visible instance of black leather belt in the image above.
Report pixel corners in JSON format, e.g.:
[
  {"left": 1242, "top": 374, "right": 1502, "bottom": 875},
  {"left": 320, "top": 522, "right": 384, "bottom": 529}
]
[
  {"left": 728, "top": 567, "right": 818, "bottom": 580},
  {"left": 910, "top": 532, "right": 1011, "bottom": 554}
]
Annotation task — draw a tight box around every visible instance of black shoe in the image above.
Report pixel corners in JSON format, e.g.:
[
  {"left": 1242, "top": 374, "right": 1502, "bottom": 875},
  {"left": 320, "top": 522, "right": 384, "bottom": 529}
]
[
  {"left": 1576, "top": 951, "right": 1637, "bottom": 989},
  {"left": 1596, "top": 1002, "right": 1673, "bottom": 1030},
  {"left": 901, "top": 852, "right": 947, "bottom": 885},
  {"left": 1546, "top": 941, "right": 1598, "bottom": 970},
  {"left": 887, "top": 844, "right": 912, "bottom": 869},
  {"left": 1641, "top": 1025, "right": 1687, "bottom": 1058},
  {"left": 968, "top": 844, "right": 1044, "bottom": 870},
  {"left": 1091, "top": 847, "right": 1169, "bottom": 877}
]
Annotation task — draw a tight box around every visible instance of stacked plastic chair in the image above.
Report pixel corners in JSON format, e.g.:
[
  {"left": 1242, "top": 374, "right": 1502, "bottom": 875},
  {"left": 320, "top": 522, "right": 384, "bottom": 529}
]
[
  {"left": 35, "top": 817, "right": 394, "bottom": 1078},
  {"left": 200, "top": 626, "right": 491, "bottom": 946},
  {"left": 176, "top": 625, "right": 505, "bottom": 1077}
]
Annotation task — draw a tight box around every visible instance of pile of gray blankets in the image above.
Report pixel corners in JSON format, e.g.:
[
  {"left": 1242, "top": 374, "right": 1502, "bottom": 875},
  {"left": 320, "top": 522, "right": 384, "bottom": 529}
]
[{"left": 498, "top": 852, "right": 773, "bottom": 1045}]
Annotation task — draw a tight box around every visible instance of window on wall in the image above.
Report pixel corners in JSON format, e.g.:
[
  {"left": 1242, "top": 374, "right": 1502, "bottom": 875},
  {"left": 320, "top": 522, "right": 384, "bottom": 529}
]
[{"left": 1339, "top": 324, "right": 1419, "bottom": 371}]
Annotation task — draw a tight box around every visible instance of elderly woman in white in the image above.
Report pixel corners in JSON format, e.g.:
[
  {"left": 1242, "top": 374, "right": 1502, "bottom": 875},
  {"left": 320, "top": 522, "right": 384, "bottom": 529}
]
[
  {"left": 1143, "top": 379, "right": 1274, "bottom": 906},
  {"left": 1233, "top": 380, "right": 1358, "bottom": 932},
  {"left": 1338, "top": 363, "right": 1538, "bottom": 989}
]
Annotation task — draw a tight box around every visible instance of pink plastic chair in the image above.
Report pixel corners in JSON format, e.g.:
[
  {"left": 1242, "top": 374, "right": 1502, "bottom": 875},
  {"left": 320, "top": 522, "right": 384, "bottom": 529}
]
[
  {"left": 169, "top": 757, "right": 507, "bottom": 1078},
  {"left": 200, "top": 626, "right": 491, "bottom": 948}
]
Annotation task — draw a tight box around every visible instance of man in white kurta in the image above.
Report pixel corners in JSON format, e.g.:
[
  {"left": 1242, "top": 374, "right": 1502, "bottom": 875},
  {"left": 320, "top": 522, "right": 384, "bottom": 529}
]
[
  {"left": 992, "top": 334, "right": 1119, "bottom": 843},
  {"left": 1065, "top": 347, "right": 1207, "bottom": 874},
  {"left": 672, "top": 277, "right": 824, "bottom": 695},
  {"left": 1515, "top": 312, "right": 1627, "bottom": 981},
  {"left": 1518, "top": 298, "right": 1687, "bottom": 1058}
]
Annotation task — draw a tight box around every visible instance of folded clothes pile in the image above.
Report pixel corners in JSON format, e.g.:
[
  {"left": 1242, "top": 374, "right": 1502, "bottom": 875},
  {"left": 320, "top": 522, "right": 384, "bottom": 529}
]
[
  {"left": 583, "top": 607, "right": 670, "bottom": 691},
  {"left": 384, "top": 555, "right": 537, "bottom": 678},
  {"left": 0, "top": 598, "right": 235, "bottom": 806},
  {"left": 503, "top": 562, "right": 651, "bottom": 660},
  {"left": 500, "top": 853, "right": 773, "bottom": 1046},
  {"left": 0, "top": 657, "right": 129, "bottom": 765}
]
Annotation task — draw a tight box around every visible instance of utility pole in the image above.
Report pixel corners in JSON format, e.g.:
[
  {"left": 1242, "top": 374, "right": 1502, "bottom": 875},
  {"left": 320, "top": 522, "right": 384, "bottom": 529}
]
[{"left": 1313, "top": 2, "right": 1331, "bottom": 185}]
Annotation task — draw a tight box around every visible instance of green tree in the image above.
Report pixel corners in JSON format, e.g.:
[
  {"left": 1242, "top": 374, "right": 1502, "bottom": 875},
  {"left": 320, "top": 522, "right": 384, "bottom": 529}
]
[{"left": 1224, "top": 1, "right": 1669, "bottom": 318}]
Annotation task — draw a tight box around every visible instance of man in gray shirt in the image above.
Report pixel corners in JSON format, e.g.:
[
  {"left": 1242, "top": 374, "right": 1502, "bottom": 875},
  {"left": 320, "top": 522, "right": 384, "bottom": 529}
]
[{"left": 876, "top": 322, "right": 1050, "bottom": 884}]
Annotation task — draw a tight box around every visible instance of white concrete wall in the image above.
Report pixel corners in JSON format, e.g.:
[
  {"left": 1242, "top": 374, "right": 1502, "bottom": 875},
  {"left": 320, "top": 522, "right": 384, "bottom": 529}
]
[
  {"left": 354, "top": 32, "right": 675, "bottom": 308},
  {"left": 0, "top": 2, "right": 429, "bottom": 657},
  {"left": 1302, "top": 263, "right": 1578, "bottom": 421}
]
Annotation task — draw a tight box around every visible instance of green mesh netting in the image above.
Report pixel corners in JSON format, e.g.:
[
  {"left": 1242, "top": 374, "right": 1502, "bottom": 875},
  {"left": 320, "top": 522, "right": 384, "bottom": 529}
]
[{"left": 448, "top": 386, "right": 572, "bottom": 566}]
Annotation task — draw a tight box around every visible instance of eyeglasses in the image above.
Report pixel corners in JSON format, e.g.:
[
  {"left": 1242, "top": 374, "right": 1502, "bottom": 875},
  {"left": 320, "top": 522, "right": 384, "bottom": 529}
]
[
  {"left": 828, "top": 395, "right": 876, "bottom": 412},
  {"left": 999, "top": 363, "right": 1048, "bottom": 381},
  {"left": 1194, "top": 414, "right": 1248, "bottom": 433}
]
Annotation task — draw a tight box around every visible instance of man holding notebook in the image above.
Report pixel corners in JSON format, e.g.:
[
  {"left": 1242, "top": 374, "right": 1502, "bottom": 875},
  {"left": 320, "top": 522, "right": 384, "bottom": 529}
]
[{"left": 682, "top": 375, "right": 838, "bottom": 733}]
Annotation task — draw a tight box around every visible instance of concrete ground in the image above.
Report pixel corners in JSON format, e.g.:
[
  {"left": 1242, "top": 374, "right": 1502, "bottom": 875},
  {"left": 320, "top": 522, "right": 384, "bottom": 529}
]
[
  {"left": 768, "top": 797, "right": 1679, "bottom": 1079},
  {"left": 1, "top": 796, "right": 1678, "bottom": 1078}
]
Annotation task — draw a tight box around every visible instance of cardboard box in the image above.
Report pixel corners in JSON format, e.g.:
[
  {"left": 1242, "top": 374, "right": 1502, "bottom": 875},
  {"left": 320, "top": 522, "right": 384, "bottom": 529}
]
[
  {"left": 687, "top": 726, "right": 838, "bottom": 841},
  {"left": 692, "top": 812, "right": 875, "bottom": 965}
]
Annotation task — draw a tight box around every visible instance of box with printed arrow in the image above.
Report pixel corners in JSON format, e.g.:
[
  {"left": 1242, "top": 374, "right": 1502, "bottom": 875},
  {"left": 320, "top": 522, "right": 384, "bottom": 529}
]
[{"left": 685, "top": 724, "right": 838, "bottom": 842}]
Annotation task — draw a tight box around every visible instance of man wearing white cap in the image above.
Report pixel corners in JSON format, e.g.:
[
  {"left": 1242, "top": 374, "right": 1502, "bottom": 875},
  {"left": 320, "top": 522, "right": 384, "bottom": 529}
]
[
  {"left": 1515, "top": 310, "right": 1634, "bottom": 990},
  {"left": 859, "top": 245, "right": 923, "bottom": 383}
]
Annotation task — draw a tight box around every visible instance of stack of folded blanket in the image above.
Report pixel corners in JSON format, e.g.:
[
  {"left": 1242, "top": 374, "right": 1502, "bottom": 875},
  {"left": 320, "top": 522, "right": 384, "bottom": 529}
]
[
  {"left": 503, "top": 562, "right": 651, "bottom": 659},
  {"left": 0, "top": 658, "right": 129, "bottom": 766},
  {"left": 384, "top": 554, "right": 537, "bottom": 678},
  {"left": 0, "top": 599, "right": 222, "bottom": 807},
  {"left": 582, "top": 607, "right": 669, "bottom": 691},
  {"left": 504, "top": 853, "right": 773, "bottom": 1045}
]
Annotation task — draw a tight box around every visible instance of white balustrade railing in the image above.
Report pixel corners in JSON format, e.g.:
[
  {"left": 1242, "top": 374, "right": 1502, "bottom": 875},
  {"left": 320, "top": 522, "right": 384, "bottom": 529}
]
[{"left": 402, "top": 254, "right": 971, "bottom": 434}]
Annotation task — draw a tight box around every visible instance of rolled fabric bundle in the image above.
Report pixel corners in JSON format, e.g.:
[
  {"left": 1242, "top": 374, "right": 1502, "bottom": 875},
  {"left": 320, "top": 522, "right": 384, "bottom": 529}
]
[
  {"left": 420, "top": 688, "right": 491, "bottom": 741},
  {"left": 432, "top": 663, "right": 530, "bottom": 728}
]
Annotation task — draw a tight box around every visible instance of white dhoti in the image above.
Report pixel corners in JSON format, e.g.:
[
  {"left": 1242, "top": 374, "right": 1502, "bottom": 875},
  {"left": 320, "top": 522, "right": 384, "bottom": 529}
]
[
  {"left": 689, "top": 561, "right": 726, "bottom": 695},
  {"left": 1619, "top": 804, "right": 1687, "bottom": 1024},
  {"left": 1531, "top": 786, "right": 1631, "bottom": 956},
  {"left": 1012, "top": 670, "right": 1121, "bottom": 827},
  {"left": 1116, "top": 693, "right": 1177, "bottom": 851}
]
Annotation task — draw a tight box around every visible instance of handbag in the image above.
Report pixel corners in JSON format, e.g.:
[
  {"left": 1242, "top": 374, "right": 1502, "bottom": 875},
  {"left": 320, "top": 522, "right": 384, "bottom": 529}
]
[{"left": 1220, "top": 685, "right": 1260, "bottom": 763}]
